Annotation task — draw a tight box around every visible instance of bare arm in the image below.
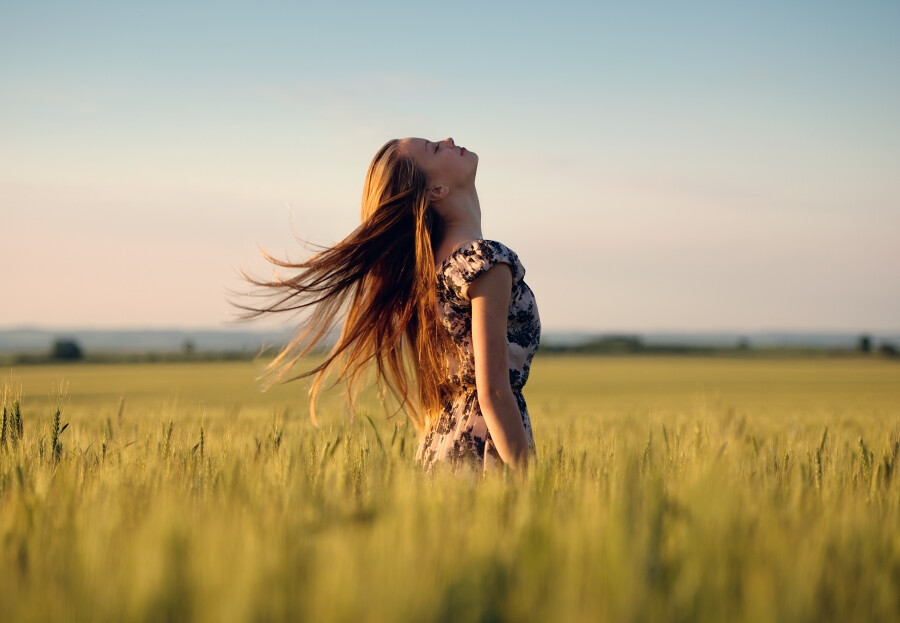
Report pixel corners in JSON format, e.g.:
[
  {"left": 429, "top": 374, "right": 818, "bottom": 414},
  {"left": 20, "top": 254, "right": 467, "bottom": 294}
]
[{"left": 469, "top": 264, "right": 530, "bottom": 469}]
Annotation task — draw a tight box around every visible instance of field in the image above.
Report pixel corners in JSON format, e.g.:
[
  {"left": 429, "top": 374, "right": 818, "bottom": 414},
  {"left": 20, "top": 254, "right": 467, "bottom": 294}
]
[{"left": 2, "top": 355, "right": 899, "bottom": 622}]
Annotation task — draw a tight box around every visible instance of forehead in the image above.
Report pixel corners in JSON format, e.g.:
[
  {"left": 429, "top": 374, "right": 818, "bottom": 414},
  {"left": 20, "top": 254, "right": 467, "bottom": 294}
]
[{"left": 398, "top": 137, "right": 429, "bottom": 158}]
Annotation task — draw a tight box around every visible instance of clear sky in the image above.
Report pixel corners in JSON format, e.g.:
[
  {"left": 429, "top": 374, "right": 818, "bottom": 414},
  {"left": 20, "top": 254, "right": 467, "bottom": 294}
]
[{"left": 2, "top": 1, "right": 898, "bottom": 333}]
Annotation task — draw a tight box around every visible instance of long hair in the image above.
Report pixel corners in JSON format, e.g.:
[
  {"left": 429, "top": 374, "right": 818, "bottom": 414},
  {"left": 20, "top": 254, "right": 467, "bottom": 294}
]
[{"left": 238, "top": 139, "right": 452, "bottom": 432}]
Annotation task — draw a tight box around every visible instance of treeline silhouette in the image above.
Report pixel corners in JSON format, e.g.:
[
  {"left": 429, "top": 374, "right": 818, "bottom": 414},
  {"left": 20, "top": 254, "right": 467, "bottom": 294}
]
[
  {"left": 540, "top": 334, "right": 899, "bottom": 358},
  {"left": 2, "top": 334, "right": 898, "bottom": 365}
]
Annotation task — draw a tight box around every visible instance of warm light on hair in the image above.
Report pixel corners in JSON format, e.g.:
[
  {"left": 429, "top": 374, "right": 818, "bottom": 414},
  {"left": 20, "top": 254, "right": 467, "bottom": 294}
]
[{"left": 237, "top": 139, "right": 454, "bottom": 432}]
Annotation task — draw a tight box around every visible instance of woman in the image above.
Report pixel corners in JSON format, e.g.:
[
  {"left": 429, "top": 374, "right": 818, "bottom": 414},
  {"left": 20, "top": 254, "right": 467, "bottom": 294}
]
[{"left": 241, "top": 137, "right": 540, "bottom": 471}]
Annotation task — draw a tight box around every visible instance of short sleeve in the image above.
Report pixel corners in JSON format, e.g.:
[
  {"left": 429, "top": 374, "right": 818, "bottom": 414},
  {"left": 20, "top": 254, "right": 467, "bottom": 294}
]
[{"left": 441, "top": 240, "right": 524, "bottom": 300}]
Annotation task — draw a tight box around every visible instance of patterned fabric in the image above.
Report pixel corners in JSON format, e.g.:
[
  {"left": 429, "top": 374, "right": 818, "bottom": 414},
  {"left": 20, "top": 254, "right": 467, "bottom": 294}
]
[{"left": 416, "top": 239, "right": 541, "bottom": 470}]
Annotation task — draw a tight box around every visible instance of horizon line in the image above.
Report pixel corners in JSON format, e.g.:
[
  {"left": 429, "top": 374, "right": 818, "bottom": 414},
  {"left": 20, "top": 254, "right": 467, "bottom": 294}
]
[{"left": 2, "top": 325, "right": 899, "bottom": 336}]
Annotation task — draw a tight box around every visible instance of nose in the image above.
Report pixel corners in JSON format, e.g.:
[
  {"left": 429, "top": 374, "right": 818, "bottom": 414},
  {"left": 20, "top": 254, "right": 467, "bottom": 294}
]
[{"left": 443, "top": 137, "right": 455, "bottom": 148}]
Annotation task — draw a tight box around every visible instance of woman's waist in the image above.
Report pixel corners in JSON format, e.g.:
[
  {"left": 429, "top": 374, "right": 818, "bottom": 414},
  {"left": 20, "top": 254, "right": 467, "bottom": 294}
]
[{"left": 444, "top": 377, "right": 527, "bottom": 393}]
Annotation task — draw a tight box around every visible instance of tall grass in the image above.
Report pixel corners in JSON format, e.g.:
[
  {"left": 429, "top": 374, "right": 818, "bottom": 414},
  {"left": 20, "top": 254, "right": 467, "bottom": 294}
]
[{"left": 1, "top": 357, "right": 899, "bottom": 622}]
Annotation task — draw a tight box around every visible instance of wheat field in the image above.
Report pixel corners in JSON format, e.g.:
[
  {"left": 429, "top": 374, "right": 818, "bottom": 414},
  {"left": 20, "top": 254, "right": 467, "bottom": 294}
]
[{"left": 1, "top": 355, "right": 899, "bottom": 622}]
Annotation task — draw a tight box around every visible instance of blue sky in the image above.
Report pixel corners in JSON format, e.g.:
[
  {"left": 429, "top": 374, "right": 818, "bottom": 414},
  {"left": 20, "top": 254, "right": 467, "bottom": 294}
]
[{"left": 2, "top": 1, "right": 898, "bottom": 332}]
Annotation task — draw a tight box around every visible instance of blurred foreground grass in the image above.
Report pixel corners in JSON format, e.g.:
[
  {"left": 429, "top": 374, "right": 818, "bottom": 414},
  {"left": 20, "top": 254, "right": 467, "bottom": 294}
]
[{"left": 2, "top": 356, "right": 899, "bottom": 622}]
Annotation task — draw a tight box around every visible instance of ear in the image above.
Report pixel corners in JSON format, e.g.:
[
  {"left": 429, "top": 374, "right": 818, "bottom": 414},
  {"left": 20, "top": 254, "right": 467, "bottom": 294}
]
[{"left": 426, "top": 184, "right": 450, "bottom": 202}]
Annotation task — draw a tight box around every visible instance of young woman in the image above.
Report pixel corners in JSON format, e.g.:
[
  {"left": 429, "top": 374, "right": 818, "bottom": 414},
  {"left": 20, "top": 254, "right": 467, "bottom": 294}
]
[{"left": 241, "top": 137, "right": 540, "bottom": 471}]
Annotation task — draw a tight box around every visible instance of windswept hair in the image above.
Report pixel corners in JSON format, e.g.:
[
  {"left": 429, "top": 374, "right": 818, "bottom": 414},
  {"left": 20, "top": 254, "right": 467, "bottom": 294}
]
[{"left": 237, "top": 139, "right": 452, "bottom": 432}]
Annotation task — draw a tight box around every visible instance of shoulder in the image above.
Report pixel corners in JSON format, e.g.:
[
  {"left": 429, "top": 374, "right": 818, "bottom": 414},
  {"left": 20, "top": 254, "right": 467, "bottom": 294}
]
[
  {"left": 467, "top": 257, "right": 513, "bottom": 301},
  {"left": 440, "top": 240, "right": 525, "bottom": 298}
]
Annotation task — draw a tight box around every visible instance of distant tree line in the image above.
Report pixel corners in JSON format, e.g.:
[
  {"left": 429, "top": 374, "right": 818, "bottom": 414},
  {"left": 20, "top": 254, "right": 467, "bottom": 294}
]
[
  {"left": 2, "top": 337, "right": 267, "bottom": 365},
  {"left": 3, "top": 334, "right": 898, "bottom": 365},
  {"left": 858, "top": 334, "right": 898, "bottom": 357},
  {"left": 540, "top": 334, "right": 899, "bottom": 357},
  {"left": 51, "top": 339, "right": 83, "bottom": 361},
  {"left": 540, "top": 335, "right": 717, "bottom": 355}
]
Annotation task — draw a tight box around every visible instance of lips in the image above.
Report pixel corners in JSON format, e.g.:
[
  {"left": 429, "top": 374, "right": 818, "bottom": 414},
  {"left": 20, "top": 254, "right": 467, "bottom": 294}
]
[{"left": 460, "top": 147, "right": 466, "bottom": 155}]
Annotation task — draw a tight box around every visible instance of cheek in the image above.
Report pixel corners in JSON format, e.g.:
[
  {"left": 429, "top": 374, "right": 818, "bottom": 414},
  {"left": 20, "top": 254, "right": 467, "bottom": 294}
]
[{"left": 447, "top": 154, "right": 466, "bottom": 174}]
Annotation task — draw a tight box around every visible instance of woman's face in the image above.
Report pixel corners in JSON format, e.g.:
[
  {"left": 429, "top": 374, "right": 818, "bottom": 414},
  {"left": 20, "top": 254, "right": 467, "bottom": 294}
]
[{"left": 399, "top": 137, "right": 478, "bottom": 190}]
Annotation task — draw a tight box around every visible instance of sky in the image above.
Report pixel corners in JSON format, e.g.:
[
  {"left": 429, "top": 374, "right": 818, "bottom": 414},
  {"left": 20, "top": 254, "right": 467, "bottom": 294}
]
[{"left": 1, "top": 1, "right": 898, "bottom": 334}]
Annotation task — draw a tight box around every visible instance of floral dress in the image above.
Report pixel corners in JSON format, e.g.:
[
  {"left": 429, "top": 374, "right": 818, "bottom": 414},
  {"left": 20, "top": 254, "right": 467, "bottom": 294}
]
[{"left": 416, "top": 240, "right": 541, "bottom": 470}]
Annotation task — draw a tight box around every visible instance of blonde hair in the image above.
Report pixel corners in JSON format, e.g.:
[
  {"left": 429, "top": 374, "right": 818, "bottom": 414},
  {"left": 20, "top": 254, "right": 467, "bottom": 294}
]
[{"left": 239, "top": 139, "right": 453, "bottom": 432}]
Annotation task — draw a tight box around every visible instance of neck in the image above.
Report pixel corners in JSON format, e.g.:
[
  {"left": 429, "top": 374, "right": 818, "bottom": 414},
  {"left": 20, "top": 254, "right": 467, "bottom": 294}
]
[{"left": 433, "top": 186, "right": 482, "bottom": 260}]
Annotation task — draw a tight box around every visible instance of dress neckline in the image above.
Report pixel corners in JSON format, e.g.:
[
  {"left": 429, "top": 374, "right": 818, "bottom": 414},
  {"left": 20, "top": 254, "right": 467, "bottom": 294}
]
[{"left": 435, "top": 239, "right": 486, "bottom": 272}]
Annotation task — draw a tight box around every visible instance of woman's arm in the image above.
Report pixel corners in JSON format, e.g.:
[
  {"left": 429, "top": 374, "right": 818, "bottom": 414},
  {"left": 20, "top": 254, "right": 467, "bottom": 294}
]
[{"left": 469, "top": 264, "right": 530, "bottom": 469}]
